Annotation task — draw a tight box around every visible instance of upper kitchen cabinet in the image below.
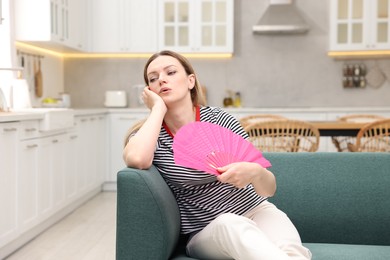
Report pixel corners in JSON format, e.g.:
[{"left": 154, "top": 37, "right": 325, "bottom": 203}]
[
  {"left": 329, "top": 0, "right": 390, "bottom": 51},
  {"left": 158, "top": 0, "right": 234, "bottom": 53},
  {"left": 89, "top": 0, "right": 157, "bottom": 53},
  {"left": 14, "top": 0, "right": 87, "bottom": 52}
]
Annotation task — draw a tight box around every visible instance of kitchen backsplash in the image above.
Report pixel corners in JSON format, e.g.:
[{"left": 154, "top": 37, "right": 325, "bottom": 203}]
[{"left": 64, "top": 56, "right": 390, "bottom": 108}]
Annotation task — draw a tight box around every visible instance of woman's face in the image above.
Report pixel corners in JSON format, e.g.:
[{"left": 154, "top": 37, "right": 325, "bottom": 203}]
[{"left": 146, "top": 55, "right": 195, "bottom": 105}]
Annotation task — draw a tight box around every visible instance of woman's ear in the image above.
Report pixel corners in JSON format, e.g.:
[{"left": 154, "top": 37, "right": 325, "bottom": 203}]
[{"left": 188, "top": 74, "right": 196, "bottom": 90}]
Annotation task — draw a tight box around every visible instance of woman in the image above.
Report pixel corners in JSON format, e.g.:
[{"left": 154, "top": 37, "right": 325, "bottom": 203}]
[{"left": 123, "top": 50, "right": 311, "bottom": 260}]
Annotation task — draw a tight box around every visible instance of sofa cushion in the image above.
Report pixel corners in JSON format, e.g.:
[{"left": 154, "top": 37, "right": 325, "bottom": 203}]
[
  {"left": 265, "top": 152, "right": 390, "bottom": 246},
  {"left": 305, "top": 243, "right": 390, "bottom": 260}
]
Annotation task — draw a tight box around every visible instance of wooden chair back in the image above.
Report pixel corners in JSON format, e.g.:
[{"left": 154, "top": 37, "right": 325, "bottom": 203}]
[
  {"left": 239, "top": 114, "right": 287, "bottom": 128},
  {"left": 331, "top": 114, "right": 385, "bottom": 152},
  {"left": 350, "top": 119, "right": 390, "bottom": 152},
  {"left": 244, "top": 119, "right": 320, "bottom": 152}
]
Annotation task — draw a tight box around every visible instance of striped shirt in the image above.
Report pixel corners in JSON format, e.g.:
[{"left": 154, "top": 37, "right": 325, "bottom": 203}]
[{"left": 153, "top": 106, "right": 268, "bottom": 234}]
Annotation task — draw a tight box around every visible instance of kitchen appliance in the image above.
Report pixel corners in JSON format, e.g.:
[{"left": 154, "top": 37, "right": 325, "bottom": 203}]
[
  {"left": 104, "top": 91, "right": 127, "bottom": 107},
  {"left": 60, "top": 93, "right": 71, "bottom": 108},
  {"left": 252, "top": 0, "right": 309, "bottom": 34},
  {"left": 0, "top": 88, "right": 8, "bottom": 112},
  {"left": 11, "top": 78, "right": 32, "bottom": 109}
]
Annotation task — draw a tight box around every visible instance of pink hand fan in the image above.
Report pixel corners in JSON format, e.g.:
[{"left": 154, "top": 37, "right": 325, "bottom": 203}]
[{"left": 173, "top": 121, "right": 271, "bottom": 175}]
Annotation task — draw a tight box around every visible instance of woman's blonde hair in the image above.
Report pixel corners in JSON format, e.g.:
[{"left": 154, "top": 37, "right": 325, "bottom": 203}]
[{"left": 123, "top": 119, "right": 146, "bottom": 147}]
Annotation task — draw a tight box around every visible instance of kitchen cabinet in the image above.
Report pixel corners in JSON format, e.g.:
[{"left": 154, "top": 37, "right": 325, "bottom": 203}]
[
  {"left": 74, "top": 114, "right": 107, "bottom": 191},
  {"left": 64, "top": 131, "right": 79, "bottom": 201},
  {"left": 90, "top": 0, "right": 157, "bottom": 53},
  {"left": 68, "top": 0, "right": 88, "bottom": 51},
  {"left": 158, "top": 0, "right": 234, "bottom": 53},
  {"left": 46, "top": 134, "right": 67, "bottom": 213},
  {"left": 329, "top": 0, "right": 390, "bottom": 51},
  {"left": 14, "top": 0, "right": 87, "bottom": 51},
  {"left": 18, "top": 138, "right": 39, "bottom": 233},
  {"left": 18, "top": 122, "right": 68, "bottom": 232},
  {"left": 0, "top": 112, "right": 106, "bottom": 257},
  {"left": 0, "top": 122, "right": 19, "bottom": 248},
  {"left": 108, "top": 111, "right": 148, "bottom": 185}
]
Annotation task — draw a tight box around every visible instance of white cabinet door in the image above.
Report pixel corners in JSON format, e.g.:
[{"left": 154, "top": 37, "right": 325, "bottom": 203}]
[
  {"left": 89, "top": 0, "right": 120, "bottom": 52},
  {"left": 108, "top": 112, "right": 148, "bottom": 182},
  {"left": 330, "top": 0, "right": 390, "bottom": 51},
  {"left": 64, "top": 131, "right": 79, "bottom": 201},
  {"left": 95, "top": 115, "right": 108, "bottom": 185},
  {"left": 0, "top": 123, "right": 19, "bottom": 248},
  {"left": 48, "top": 135, "right": 67, "bottom": 212},
  {"left": 75, "top": 116, "right": 92, "bottom": 193},
  {"left": 75, "top": 114, "right": 107, "bottom": 192},
  {"left": 18, "top": 139, "right": 39, "bottom": 233},
  {"left": 68, "top": 0, "right": 87, "bottom": 51},
  {"left": 14, "top": 0, "right": 87, "bottom": 51},
  {"left": 90, "top": 0, "right": 157, "bottom": 53},
  {"left": 158, "top": 0, "right": 234, "bottom": 53},
  {"left": 122, "top": 0, "right": 158, "bottom": 52},
  {"left": 37, "top": 136, "right": 53, "bottom": 220}
]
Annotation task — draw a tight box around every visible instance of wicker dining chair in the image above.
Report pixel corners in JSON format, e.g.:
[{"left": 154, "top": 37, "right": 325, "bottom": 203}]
[
  {"left": 244, "top": 119, "right": 320, "bottom": 152},
  {"left": 239, "top": 114, "right": 287, "bottom": 128},
  {"left": 348, "top": 118, "right": 390, "bottom": 152},
  {"left": 331, "top": 114, "right": 386, "bottom": 152}
]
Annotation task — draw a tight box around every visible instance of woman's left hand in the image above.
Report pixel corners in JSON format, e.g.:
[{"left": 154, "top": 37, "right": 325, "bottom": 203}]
[
  {"left": 216, "top": 162, "right": 260, "bottom": 188},
  {"left": 216, "top": 162, "right": 276, "bottom": 197}
]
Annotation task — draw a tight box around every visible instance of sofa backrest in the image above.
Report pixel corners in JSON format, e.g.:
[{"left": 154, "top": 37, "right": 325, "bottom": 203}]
[{"left": 265, "top": 152, "right": 390, "bottom": 246}]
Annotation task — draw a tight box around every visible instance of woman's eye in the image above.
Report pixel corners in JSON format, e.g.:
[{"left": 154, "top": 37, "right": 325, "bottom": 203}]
[
  {"left": 149, "top": 77, "right": 157, "bottom": 83},
  {"left": 168, "top": 70, "right": 176, "bottom": 76}
]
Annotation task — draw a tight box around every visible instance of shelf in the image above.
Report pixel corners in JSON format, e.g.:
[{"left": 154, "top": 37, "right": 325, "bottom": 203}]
[{"left": 328, "top": 50, "right": 390, "bottom": 60}]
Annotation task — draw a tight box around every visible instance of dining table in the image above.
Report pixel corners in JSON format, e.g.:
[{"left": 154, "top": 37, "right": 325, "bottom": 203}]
[{"left": 309, "top": 121, "right": 367, "bottom": 137}]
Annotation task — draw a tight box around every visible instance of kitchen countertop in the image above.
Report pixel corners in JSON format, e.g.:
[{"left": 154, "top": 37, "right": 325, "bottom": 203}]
[
  {"left": 105, "top": 106, "right": 390, "bottom": 113},
  {"left": 2, "top": 107, "right": 390, "bottom": 123},
  {"left": 0, "top": 111, "right": 44, "bottom": 123},
  {"left": 0, "top": 108, "right": 107, "bottom": 123},
  {"left": 73, "top": 108, "right": 109, "bottom": 116}
]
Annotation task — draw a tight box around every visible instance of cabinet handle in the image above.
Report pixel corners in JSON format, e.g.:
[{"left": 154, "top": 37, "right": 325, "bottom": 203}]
[
  {"left": 3, "top": 127, "right": 17, "bottom": 132},
  {"left": 81, "top": 118, "right": 88, "bottom": 122},
  {"left": 27, "top": 144, "right": 38, "bottom": 149},
  {"left": 52, "top": 139, "right": 59, "bottom": 143},
  {"left": 90, "top": 117, "right": 96, "bottom": 121},
  {"left": 25, "top": 128, "right": 37, "bottom": 132},
  {"left": 70, "top": 135, "right": 78, "bottom": 139}
]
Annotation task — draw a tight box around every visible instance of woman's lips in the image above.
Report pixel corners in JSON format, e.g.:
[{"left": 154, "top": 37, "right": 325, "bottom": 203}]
[{"left": 159, "top": 87, "right": 171, "bottom": 94}]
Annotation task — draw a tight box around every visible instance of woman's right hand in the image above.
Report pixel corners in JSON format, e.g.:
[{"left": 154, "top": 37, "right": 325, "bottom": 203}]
[
  {"left": 142, "top": 87, "right": 167, "bottom": 113},
  {"left": 123, "top": 87, "right": 167, "bottom": 169}
]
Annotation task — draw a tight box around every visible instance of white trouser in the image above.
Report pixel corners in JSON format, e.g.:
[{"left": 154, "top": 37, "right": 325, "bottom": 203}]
[{"left": 186, "top": 201, "right": 312, "bottom": 260}]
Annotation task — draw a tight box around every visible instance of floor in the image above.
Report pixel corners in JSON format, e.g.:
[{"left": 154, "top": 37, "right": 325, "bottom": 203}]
[{"left": 6, "top": 192, "right": 116, "bottom": 260}]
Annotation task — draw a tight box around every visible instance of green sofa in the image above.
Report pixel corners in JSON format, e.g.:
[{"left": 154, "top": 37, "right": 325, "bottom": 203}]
[{"left": 116, "top": 153, "right": 390, "bottom": 260}]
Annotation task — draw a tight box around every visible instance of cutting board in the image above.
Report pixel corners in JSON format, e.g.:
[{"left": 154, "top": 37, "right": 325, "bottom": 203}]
[{"left": 34, "top": 59, "right": 43, "bottom": 97}]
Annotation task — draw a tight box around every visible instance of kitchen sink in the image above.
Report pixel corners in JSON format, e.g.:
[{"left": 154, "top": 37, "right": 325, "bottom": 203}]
[{"left": 12, "top": 108, "right": 75, "bottom": 131}]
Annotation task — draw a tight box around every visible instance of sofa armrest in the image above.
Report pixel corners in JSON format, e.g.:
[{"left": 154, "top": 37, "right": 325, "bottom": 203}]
[{"left": 116, "top": 166, "right": 181, "bottom": 260}]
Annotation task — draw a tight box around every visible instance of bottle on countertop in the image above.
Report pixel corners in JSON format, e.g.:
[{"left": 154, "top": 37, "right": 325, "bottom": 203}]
[
  {"left": 233, "top": 92, "right": 241, "bottom": 107},
  {"left": 223, "top": 90, "right": 233, "bottom": 108}
]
